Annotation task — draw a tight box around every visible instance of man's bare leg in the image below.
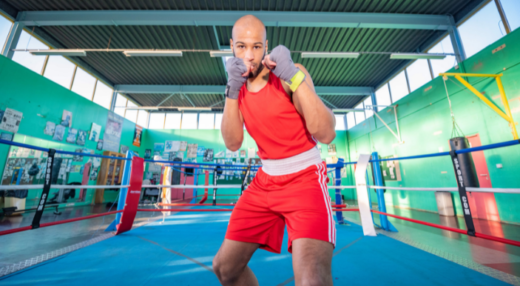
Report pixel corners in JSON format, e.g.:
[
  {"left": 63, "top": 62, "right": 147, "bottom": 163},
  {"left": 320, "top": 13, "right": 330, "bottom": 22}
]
[
  {"left": 291, "top": 238, "right": 334, "bottom": 286},
  {"left": 213, "top": 239, "right": 260, "bottom": 286}
]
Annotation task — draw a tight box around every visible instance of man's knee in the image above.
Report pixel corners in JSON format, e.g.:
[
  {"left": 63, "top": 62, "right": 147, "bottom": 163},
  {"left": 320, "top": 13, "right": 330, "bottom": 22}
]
[{"left": 213, "top": 255, "right": 240, "bottom": 284}]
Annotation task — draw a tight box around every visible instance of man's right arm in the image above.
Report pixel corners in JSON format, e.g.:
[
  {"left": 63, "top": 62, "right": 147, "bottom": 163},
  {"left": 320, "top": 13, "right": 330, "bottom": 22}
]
[{"left": 221, "top": 98, "right": 244, "bottom": 151}]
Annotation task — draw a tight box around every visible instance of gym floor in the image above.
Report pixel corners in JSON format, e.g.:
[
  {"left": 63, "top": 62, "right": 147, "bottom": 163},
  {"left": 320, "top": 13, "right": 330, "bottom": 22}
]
[{"left": 1, "top": 200, "right": 519, "bottom": 285}]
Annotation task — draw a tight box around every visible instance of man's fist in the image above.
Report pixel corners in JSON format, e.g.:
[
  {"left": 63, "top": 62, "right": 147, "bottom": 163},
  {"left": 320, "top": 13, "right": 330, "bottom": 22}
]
[
  {"left": 225, "top": 58, "right": 248, "bottom": 99},
  {"left": 262, "top": 45, "right": 300, "bottom": 83}
]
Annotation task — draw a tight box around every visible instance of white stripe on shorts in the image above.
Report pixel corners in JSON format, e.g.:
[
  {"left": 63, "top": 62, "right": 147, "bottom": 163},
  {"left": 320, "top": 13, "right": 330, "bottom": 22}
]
[
  {"left": 316, "top": 163, "right": 333, "bottom": 245},
  {"left": 317, "top": 163, "right": 336, "bottom": 245}
]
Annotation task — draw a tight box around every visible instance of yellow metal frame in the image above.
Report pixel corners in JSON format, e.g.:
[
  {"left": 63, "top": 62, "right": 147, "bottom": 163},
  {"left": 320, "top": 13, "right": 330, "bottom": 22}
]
[{"left": 439, "top": 72, "right": 518, "bottom": 140}]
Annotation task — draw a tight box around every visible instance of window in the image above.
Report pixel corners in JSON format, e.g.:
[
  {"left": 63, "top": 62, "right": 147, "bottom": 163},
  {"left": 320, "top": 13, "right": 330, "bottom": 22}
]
[
  {"left": 0, "top": 14, "right": 12, "bottom": 50},
  {"left": 428, "top": 36, "right": 457, "bottom": 76},
  {"left": 459, "top": 2, "right": 503, "bottom": 58},
  {"left": 125, "top": 101, "right": 138, "bottom": 123},
  {"left": 199, "top": 113, "right": 215, "bottom": 129},
  {"left": 406, "top": 59, "right": 432, "bottom": 92},
  {"left": 164, "top": 113, "right": 181, "bottom": 129},
  {"left": 215, "top": 113, "right": 223, "bottom": 129},
  {"left": 137, "top": 110, "right": 148, "bottom": 127},
  {"left": 364, "top": 97, "right": 374, "bottom": 118},
  {"left": 346, "top": 112, "right": 355, "bottom": 130},
  {"left": 71, "top": 68, "right": 97, "bottom": 100},
  {"left": 43, "top": 56, "right": 75, "bottom": 88},
  {"left": 501, "top": 0, "right": 520, "bottom": 31},
  {"left": 181, "top": 113, "right": 198, "bottom": 129},
  {"left": 354, "top": 102, "right": 365, "bottom": 124},
  {"left": 375, "top": 85, "right": 392, "bottom": 110},
  {"left": 334, "top": 114, "right": 346, "bottom": 130},
  {"left": 114, "top": 94, "right": 127, "bottom": 117},
  {"left": 389, "top": 71, "right": 409, "bottom": 103},
  {"left": 92, "top": 81, "right": 113, "bottom": 109},
  {"left": 149, "top": 113, "right": 166, "bottom": 129},
  {"left": 12, "top": 31, "right": 48, "bottom": 74}
]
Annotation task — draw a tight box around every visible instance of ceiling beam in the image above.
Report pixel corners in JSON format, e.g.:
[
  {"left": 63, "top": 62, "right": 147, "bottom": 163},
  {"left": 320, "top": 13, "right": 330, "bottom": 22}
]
[
  {"left": 17, "top": 10, "right": 450, "bottom": 30},
  {"left": 114, "top": 85, "right": 374, "bottom": 95}
]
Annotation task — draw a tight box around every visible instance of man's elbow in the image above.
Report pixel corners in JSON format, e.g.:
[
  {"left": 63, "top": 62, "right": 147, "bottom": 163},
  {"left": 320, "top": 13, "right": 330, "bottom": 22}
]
[
  {"left": 225, "top": 141, "right": 242, "bottom": 152},
  {"left": 314, "top": 130, "right": 336, "bottom": 145}
]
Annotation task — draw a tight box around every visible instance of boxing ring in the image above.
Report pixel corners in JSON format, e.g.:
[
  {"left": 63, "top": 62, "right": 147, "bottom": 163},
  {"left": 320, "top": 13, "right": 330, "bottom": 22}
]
[{"left": 0, "top": 138, "right": 519, "bottom": 285}]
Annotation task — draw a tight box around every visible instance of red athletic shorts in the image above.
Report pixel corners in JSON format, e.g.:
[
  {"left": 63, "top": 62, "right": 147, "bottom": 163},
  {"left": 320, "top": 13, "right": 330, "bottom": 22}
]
[{"left": 225, "top": 161, "right": 336, "bottom": 253}]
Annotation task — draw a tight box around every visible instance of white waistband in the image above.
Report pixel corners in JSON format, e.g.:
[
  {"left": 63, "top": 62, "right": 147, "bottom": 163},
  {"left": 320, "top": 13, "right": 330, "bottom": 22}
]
[{"left": 261, "top": 146, "right": 323, "bottom": 176}]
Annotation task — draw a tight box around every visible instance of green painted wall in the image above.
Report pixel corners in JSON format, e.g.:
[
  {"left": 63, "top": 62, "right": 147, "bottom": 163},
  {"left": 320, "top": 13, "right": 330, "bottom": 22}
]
[
  {"left": 346, "top": 28, "right": 520, "bottom": 223},
  {"left": 0, "top": 54, "right": 144, "bottom": 206}
]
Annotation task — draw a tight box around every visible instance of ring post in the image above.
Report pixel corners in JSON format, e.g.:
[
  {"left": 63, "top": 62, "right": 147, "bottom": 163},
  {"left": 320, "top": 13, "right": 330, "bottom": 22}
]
[
  {"left": 371, "top": 152, "right": 398, "bottom": 232},
  {"left": 190, "top": 168, "right": 198, "bottom": 203},
  {"left": 212, "top": 167, "right": 218, "bottom": 206},
  {"left": 106, "top": 151, "right": 134, "bottom": 232},
  {"left": 32, "top": 149, "right": 56, "bottom": 229},
  {"left": 334, "top": 159, "right": 344, "bottom": 224}
]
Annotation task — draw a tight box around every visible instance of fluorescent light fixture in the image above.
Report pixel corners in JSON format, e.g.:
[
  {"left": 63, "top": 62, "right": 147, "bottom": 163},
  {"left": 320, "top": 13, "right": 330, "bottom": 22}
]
[
  {"left": 301, "top": 52, "right": 360, "bottom": 59},
  {"left": 332, "top": 108, "right": 365, "bottom": 113},
  {"left": 30, "top": 49, "right": 86, "bottom": 56},
  {"left": 123, "top": 50, "right": 183, "bottom": 57},
  {"left": 390, "top": 53, "right": 446, "bottom": 60},
  {"left": 177, "top": 107, "right": 212, "bottom": 111},
  {"left": 210, "top": 51, "right": 234, "bottom": 57}
]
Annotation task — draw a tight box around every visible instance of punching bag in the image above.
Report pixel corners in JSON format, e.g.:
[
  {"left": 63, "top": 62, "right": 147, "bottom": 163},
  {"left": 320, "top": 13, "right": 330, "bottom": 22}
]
[
  {"left": 449, "top": 137, "right": 479, "bottom": 188},
  {"left": 171, "top": 157, "right": 182, "bottom": 185}
]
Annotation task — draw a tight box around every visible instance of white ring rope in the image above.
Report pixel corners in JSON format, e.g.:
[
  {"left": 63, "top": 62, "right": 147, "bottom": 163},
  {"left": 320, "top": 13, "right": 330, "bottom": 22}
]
[
  {"left": 0, "top": 185, "right": 129, "bottom": 190},
  {"left": 367, "top": 185, "right": 520, "bottom": 194}
]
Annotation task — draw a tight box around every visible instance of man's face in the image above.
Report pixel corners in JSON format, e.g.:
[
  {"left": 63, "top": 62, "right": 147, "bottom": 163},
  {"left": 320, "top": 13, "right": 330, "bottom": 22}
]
[{"left": 230, "top": 28, "right": 268, "bottom": 78}]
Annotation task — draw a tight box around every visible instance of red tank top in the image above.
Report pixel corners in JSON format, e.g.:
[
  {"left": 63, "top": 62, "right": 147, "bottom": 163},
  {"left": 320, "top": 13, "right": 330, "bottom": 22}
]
[{"left": 238, "top": 72, "right": 317, "bottom": 159}]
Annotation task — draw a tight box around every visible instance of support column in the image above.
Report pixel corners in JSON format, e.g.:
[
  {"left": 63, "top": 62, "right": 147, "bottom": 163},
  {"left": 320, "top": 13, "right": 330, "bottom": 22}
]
[
  {"left": 110, "top": 90, "right": 118, "bottom": 111},
  {"left": 334, "top": 159, "right": 344, "bottom": 224},
  {"left": 1, "top": 22, "right": 24, "bottom": 59},
  {"left": 448, "top": 16, "right": 466, "bottom": 64},
  {"left": 370, "top": 92, "right": 378, "bottom": 113},
  {"left": 495, "top": 0, "right": 511, "bottom": 34}
]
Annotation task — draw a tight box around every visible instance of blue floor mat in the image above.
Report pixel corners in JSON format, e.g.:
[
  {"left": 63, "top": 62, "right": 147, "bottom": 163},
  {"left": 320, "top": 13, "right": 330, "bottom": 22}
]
[{"left": 0, "top": 209, "right": 508, "bottom": 285}]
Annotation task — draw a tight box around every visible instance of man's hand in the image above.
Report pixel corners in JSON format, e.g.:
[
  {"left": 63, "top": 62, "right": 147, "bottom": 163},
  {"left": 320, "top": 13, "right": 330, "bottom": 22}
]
[
  {"left": 225, "top": 58, "right": 249, "bottom": 99},
  {"left": 262, "top": 45, "right": 301, "bottom": 83}
]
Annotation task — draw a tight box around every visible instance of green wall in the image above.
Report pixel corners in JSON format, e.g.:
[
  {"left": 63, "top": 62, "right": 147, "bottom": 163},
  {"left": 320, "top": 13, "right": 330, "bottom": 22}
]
[
  {"left": 346, "top": 28, "right": 520, "bottom": 223},
  {"left": 0, "top": 54, "right": 144, "bottom": 206}
]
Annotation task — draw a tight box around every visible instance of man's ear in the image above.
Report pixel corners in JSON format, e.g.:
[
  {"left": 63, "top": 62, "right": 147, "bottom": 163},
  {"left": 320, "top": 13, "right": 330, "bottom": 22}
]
[
  {"left": 230, "top": 39, "right": 234, "bottom": 53},
  {"left": 265, "top": 39, "right": 268, "bottom": 54}
]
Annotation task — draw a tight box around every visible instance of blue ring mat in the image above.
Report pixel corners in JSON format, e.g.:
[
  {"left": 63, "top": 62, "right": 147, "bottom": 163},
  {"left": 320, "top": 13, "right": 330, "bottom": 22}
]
[{"left": 0, "top": 207, "right": 509, "bottom": 286}]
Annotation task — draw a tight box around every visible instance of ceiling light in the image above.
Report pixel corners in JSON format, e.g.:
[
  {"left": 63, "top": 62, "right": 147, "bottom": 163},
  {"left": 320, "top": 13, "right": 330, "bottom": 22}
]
[
  {"left": 301, "top": 52, "right": 360, "bottom": 59},
  {"left": 332, "top": 109, "right": 365, "bottom": 113},
  {"left": 210, "top": 51, "right": 234, "bottom": 57},
  {"left": 390, "top": 53, "right": 446, "bottom": 60},
  {"left": 123, "top": 50, "right": 183, "bottom": 57},
  {"left": 30, "top": 49, "right": 86, "bottom": 56},
  {"left": 177, "top": 107, "right": 212, "bottom": 111}
]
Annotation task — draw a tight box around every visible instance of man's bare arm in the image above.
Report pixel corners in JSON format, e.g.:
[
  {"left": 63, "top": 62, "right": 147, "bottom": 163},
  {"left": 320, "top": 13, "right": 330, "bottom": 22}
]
[
  {"left": 289, "top": 64, "right": 336, "bottom": 144},
  {"left": 221, "top": 98, "right": 244, "bottom": 151}
]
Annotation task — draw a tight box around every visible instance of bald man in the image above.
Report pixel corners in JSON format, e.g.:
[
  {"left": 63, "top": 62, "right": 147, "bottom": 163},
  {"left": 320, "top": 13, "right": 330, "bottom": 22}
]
[{"left": 213, "top": 15, "right": 337, "bottom": 286}]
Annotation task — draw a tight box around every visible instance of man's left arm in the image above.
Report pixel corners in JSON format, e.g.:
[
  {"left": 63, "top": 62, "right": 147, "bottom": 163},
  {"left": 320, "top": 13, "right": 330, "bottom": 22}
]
[
  {"left": 264, "top": 45, "right": 336, "bottom": 144},
  {"left": 290, "top": 64, "right": 336, "bottom": 144}
]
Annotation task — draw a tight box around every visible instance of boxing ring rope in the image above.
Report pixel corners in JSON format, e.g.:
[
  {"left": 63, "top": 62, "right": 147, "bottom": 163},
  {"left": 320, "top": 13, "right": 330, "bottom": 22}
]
[{"left": 1, "top": 137, "right": 520, "bottom": 249}]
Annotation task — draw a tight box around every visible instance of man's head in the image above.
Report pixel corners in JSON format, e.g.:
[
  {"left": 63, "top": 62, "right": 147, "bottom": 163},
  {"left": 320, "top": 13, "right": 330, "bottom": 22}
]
[{"left": 230, "top": 15, "right": 268, "bottom": 78}]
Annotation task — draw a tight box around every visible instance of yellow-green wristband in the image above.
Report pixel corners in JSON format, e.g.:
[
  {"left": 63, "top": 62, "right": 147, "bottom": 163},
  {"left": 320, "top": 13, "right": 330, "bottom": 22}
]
[{"left": 285, "top": 70, "right": 306, "bottom": 92}]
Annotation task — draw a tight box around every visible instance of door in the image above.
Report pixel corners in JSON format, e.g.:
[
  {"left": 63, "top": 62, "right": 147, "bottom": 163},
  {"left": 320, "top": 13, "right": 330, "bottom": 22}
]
[{"left": 466, "top": 134, "right": 500, "bottom": 222}]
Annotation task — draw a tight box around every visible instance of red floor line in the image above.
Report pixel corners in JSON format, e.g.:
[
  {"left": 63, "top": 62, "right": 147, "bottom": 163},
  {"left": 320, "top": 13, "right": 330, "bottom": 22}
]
[{"left": 369, "top": 210, "right": 520, "bottom": 247}]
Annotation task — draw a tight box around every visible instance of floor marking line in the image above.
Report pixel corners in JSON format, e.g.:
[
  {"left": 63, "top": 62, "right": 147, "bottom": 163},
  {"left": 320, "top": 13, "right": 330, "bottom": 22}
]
[
  {"left": 276, "top": 236, "right": 363, "bottom": 286},
  {"left": 136, "top": 236, "right": 215, "bottom": 273}
]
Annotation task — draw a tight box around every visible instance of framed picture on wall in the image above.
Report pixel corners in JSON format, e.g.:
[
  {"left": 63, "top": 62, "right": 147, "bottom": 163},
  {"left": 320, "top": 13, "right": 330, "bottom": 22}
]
[
  {"left": 66, "top": 128, "right": 78, "bottom": 143},
  {"left": 76, "top": 130, "right": 87, "bottom": 146},
  {"left": 44, "top": 122, "right": 56, "bottom": 136},
  {"left": 61, "top": 110, "right": 73, "bottom": 127}
]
